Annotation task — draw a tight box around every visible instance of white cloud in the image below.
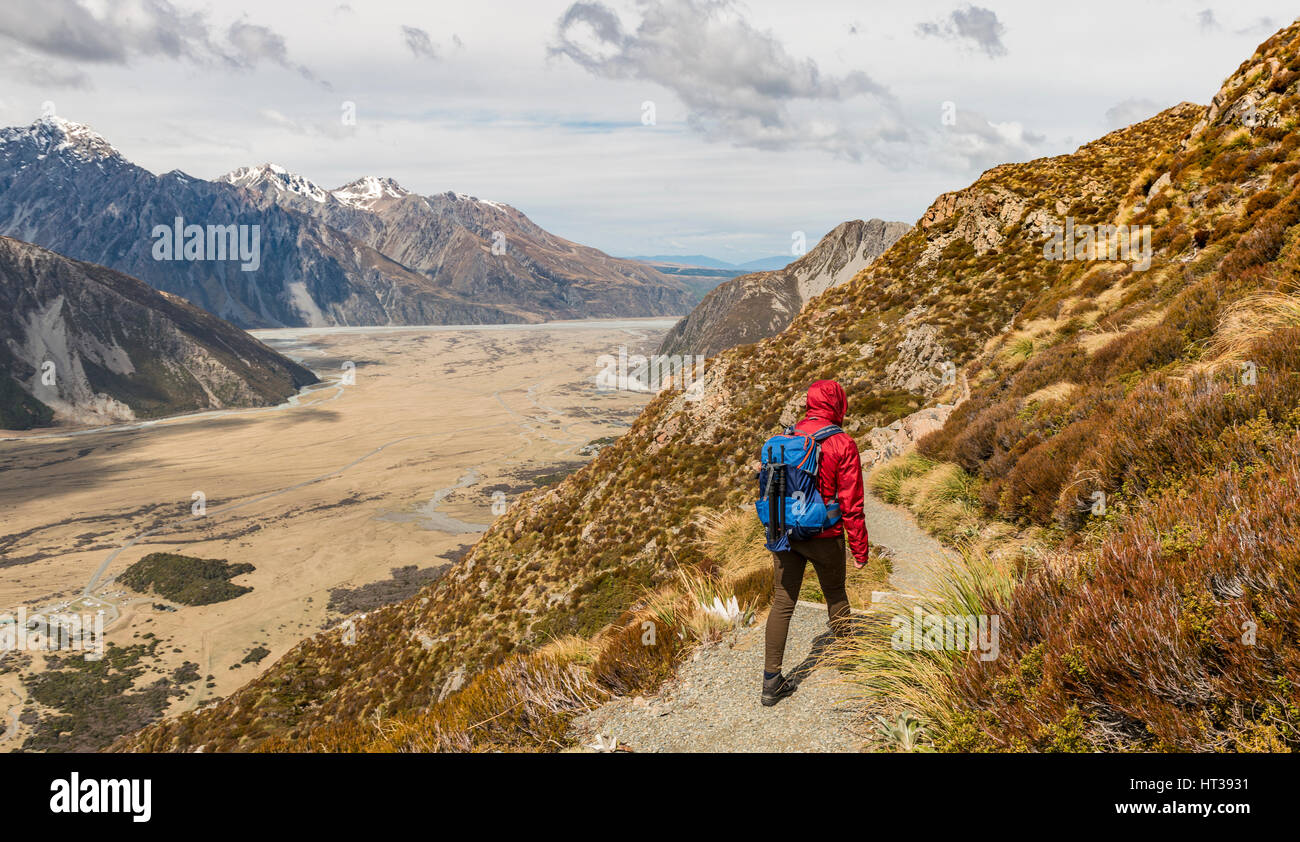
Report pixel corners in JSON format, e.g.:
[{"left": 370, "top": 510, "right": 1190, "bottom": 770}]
[
  {"left": 917, "top": 5, "right": 1008, "bottom": 58},
  {"left": 0, "top": 0, "right": 325, "bottom": 87},
  {"left": 549, "top": 0, "right": 902, "bottom": 160}
]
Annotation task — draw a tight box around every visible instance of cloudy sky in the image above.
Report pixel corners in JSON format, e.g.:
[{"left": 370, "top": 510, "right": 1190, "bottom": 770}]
[{"left": 0, "top": 0, "right": 1294, "bottom": 262}]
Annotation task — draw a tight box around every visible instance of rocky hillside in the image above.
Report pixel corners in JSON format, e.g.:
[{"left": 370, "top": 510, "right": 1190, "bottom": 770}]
[
  {"left": 118, "top": 21, "right": 1300, "bottom": 754},
  {"left": 657, "top": 219, "right": 909, "bottom": 358},
  {"left": 0, "top": 118, "right": 690, "bottom": 328},
  {"left": 0, "top": 236, "right": 317, "bottom": 428},
  {"left": 218, "top": 164, "right": 694, "bottom": 320}
]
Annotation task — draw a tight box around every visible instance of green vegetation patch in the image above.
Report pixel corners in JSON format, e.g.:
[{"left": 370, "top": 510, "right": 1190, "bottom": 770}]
[
  {"left": 21, "top": 642, "right": 199, "bottom": 752},
  {"left": 118, "top": 552, "right": 254, "bottom": 606},
  {"left": 0, "top": 374, "right": 54, "bottom": 430}
]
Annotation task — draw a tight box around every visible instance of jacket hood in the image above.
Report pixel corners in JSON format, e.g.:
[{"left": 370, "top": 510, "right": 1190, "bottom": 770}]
[{"left": 804, "top": 380, "right": 847, "bottom": 425}]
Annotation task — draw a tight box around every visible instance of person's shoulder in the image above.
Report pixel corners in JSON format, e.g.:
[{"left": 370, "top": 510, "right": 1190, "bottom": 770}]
[{"left": 823, "top": 426, "right": 858, "bottom": 450}]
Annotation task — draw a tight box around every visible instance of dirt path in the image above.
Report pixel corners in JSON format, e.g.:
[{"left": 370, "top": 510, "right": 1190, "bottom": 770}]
[
  {"left": 570, "top": 600, "right": 874, "bottom": 752},
  {"left": 569, "top": 484, "right": 952, "bottom": 753},
  {"left": 864, "top": 494, "right": 958, "bottom": 595},
  {"left": 0, "top": 687, "right": 20, "bottom": 743}
]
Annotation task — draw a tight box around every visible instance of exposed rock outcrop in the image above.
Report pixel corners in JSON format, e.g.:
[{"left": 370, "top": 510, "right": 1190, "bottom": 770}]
[{"left": 657, "top": 219, "right": 909, "bottom": 358}]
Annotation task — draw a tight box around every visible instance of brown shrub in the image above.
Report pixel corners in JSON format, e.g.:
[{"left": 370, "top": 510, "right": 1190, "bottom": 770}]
[
  {"left": 944, "top": 433, "right": 1300, "bottom": 752},
  {"left": 1269, "top": 68, "right": 1300, "bottom": 93},
  {"left": 998, "top": 418, "right": 1100, "bottom": 526},
  {"left": 1067, "top": 364, "right": 1300, "bottom": 506},
  {"left": 1087, "top": 323, "right": 1185, "bottom": 381},
  {"left": 1246, "top": 189, "right": 1282, "bottom": 218},
  {"left": 589, "top": 612, "right": 684, "bottom": 696}
]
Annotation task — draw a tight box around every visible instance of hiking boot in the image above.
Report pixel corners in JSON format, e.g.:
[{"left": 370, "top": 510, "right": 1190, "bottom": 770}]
[{"left": 761, "top": 672, "right": 797, "bottom": 706}]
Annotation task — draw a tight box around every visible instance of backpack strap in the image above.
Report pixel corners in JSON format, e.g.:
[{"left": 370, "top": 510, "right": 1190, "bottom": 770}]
[{"left": 811, "top": 424, "right": 845, "bottom": 443}]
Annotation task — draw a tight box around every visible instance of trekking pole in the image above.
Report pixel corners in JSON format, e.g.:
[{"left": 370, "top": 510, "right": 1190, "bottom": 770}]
[
  {"left": 776, "top": 444, "right": 786, "bottom": 540},
  {"left": 764, "top": 445, "right": 780, "bottom": 544}
]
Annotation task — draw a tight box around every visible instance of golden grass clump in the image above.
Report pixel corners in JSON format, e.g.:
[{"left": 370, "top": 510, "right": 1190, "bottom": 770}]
[
  {"left": 870, "top": 456, "right": 983, "bottom": 545},
  {"left": 1203, "top": 288, "right": 1300, "bottom": 366}
]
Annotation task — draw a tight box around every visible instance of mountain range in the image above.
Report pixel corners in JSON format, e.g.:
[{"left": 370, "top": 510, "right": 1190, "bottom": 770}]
[
  {"left": 630, "top": 254, "right": 793, "bottom": 272},
  {"left": 0, "top": 117, "right": 693, "bottom": 330}
]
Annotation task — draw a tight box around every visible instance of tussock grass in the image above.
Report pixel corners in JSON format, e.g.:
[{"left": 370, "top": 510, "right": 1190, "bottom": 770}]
[
  {"left": 872, "top": 456, "right": 983, "bottom": 545},
  {"left": 1007, "top": 337, "right": 1036, "bottom": 361},
  {"left": 535, "top": 634, "right": 597, "bottom": 665},
  {"left": 1021, "top": 381, "right": 1077, "bottom": 407},
  {"left": 258, "top": 652, "right": 609, "bottom": 753},
  {"left": 1204, "top": 288, "right": 1300, "bottom": 365},
  {"left": 695, "top": 508, "right": 770, "bottom": 588},
  {"left": 869, "top": 454, "right": 936, "bottom": 504},
  {"left": 367, "top": 654, "right": 608, "bottom": 752},
  {"left": 829, "top": 546, "right": 1019, "bottom": 750}
]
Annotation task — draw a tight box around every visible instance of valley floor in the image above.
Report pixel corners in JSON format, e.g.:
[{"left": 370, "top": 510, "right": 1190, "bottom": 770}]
[{"left": 0, "top": 318, "right": 673, "bottom": 752}]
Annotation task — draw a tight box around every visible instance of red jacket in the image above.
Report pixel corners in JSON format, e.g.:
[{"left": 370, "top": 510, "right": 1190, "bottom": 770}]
[{"left": 793, "top": 380, "right": 870, "bottom": 565}]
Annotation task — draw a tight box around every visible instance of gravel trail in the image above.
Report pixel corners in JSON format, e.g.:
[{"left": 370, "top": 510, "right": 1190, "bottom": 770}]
[
  {"left": 569, "top": 486, "right": 951, "bottom": 753},
  {"left": 864, "top": 493, "right": 957, "bottom": 595},
  {"left": 570, "top": 600, "right": 875, "bottom": 752}
]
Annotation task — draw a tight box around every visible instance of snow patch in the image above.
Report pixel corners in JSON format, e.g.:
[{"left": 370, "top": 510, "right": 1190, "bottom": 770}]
[
  {"left": 219, "top": 163, "right": 331, "bottom": 203},
  {"left": 0, "top": 116, "right": 122, "bottom": 164},
  {"left": 331, "top": 176, "right": 410, "bottom": 209}
]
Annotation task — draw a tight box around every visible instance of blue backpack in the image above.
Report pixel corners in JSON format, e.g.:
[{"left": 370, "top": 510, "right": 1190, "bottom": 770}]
[{"left": 755, "top": 425, "right": 844, "bottom": 552}]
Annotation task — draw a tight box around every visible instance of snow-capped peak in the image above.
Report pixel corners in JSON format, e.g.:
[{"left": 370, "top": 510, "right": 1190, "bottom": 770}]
[
  {"left": 218, "top": 163, "right": 331, "bottom": 203},
  {"left": 0, "top": 115, "right": 122, "bottom": 163},
  {"left": 331, "top": 176, "right": 410, "bottom": 209}
]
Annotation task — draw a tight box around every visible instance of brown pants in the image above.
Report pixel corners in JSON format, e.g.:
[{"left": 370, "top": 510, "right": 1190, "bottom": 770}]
[{"left": 764, "top": 536, "right": 852, "bottom": 673}]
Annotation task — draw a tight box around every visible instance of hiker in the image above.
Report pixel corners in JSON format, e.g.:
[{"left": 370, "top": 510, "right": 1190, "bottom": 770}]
[{"left": 758, "top": 379, "right": 869, "bottom": 706}]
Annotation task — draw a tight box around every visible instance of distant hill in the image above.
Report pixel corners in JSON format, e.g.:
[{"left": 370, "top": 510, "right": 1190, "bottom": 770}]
[
  {"left": 628, "top": 253, "right": 800, "bottom": 305},
  {"left": 630, "top": 254, "right": 794, "bottom": 271},
  {"left": 0, "top": 236, "right": 316, "bottom": 429},
  {"left": 631, "top": 254, "right": 742, "bottom": 270},
  {"left": 737, "top": 256, "right": 797, "bottom": 272},
  {"left": 657, "top": 219, "right": 910, "bottom": 358}
]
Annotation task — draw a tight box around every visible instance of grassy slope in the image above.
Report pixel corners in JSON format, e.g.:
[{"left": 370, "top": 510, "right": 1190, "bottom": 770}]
[{"left": 902, "top": 25, "right": 1300, "bottom": 752}]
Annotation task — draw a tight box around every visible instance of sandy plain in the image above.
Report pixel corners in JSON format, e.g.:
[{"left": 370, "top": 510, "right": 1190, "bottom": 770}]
[{"left": 0, "top": 318, "right": 672, "bottom": 750}]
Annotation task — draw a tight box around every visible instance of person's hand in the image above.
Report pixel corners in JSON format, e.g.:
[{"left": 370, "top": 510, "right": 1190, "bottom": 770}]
[{"left": 853, "top": 557, "right": 867, "bottom": 570}]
